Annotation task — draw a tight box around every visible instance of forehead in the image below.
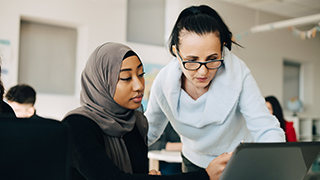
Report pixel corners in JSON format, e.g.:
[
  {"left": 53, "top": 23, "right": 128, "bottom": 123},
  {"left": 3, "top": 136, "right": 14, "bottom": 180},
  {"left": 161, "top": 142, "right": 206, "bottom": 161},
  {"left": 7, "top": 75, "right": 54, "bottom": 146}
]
[
  {"left": 120, "top": 55, "right": 142, "bottom": 69},
  {"left": 179, "top": 32, "right": 221, "bottom": 53},
  {"left": 266, "top": 101, "right": 272, "bottom": 107}
]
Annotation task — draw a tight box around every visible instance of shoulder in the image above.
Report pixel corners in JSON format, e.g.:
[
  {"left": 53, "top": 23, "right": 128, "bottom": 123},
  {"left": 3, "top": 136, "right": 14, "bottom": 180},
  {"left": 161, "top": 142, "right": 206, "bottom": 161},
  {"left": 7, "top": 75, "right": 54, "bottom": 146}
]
[
  {"left": 63, "top": 114, "right": 101, "bottom": 131},
  {"left": 0, "top": 101, "right": 15, "bottom": 116},
  {"left": 285, "top": 121, "right": 296, "bottom": 133},
  {"left": 63, "top": 114, "right": 105, "bottom": 144},
  {"left": 285, "top": 121, "right": 294, "bottom": 129},
  {"left": 153, "top": 58, "right": 180, "bottom": 81}
]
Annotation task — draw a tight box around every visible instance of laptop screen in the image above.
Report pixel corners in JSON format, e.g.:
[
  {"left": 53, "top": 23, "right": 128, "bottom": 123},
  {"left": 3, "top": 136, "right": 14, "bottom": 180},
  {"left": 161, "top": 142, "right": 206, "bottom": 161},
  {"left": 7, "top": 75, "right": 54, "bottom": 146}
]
[{"left": 219, "top": 142, "right": 320, "bottom": 180}]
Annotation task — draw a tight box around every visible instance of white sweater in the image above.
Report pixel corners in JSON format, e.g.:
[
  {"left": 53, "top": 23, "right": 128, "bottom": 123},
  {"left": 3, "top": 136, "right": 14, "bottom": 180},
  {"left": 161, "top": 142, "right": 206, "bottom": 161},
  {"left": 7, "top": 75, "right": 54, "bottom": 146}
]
[{"left": 145, "top": 47, "right": 285, "bottom": 168}]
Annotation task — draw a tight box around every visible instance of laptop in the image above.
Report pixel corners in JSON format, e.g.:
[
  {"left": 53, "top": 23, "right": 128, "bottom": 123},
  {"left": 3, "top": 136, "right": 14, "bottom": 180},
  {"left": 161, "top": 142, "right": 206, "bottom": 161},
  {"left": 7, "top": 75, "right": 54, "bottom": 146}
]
[
  {"left": 219, "top": 142, "right": 320, "bottom": 180},
  {"left": 0, "top": 115, "right": 71, "bottom": 180}
]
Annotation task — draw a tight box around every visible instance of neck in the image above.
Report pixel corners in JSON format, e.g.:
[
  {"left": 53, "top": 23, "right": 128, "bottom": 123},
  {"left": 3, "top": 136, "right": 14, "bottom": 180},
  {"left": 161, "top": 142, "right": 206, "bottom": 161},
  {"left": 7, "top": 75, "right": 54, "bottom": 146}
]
[{"left": 181, "top": 75, "right": 209, "bottom": 100}]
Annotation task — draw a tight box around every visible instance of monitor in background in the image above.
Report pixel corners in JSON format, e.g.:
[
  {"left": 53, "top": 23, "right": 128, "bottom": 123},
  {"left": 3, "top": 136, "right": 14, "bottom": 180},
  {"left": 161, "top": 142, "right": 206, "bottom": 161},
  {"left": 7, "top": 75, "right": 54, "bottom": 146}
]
[{"left": 0, "top": 115, "right": 71, "bottom": 180}]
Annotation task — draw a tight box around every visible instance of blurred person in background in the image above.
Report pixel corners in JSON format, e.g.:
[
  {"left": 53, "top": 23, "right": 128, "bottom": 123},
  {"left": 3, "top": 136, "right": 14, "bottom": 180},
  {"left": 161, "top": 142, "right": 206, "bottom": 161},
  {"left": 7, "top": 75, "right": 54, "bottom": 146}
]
[
  {"left": 265, "top": 96, "right": 298, "bottom": 142},
  {"left": 5, "top": 84, "right": 42, "bottom": 118}
]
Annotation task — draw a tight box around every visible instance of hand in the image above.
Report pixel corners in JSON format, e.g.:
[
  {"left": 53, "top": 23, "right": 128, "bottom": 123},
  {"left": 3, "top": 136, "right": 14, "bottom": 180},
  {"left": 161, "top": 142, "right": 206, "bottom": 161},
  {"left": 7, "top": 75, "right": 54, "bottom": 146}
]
[
  {"left": 205, "top": 152, "right": 233, "bottom": 180},
  {"left": 148, "top": 169, "right": 161, "bottom": 175}
]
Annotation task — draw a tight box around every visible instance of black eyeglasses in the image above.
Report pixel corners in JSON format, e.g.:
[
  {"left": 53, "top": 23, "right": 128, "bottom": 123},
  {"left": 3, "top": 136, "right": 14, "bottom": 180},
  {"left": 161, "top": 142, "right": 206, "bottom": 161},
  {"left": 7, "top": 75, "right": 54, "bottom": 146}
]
[{"left": 176, "top": 48, "right": 224, "bottom": 71}]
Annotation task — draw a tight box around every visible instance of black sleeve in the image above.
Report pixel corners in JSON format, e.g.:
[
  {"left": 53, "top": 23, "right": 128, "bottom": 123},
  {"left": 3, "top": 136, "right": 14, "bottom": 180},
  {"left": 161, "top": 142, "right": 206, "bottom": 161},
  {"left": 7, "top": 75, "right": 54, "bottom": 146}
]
[{"left": 63, "top": 115, "right": 209, "bottom": 180}]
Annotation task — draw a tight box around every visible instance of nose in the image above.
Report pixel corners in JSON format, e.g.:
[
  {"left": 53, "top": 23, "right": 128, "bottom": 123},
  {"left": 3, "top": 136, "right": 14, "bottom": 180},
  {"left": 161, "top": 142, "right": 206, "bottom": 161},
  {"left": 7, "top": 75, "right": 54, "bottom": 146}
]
[
  {"left": 197, "top": 64, "right": 208, "bottom": 76},
  {"left": 132, "top": 76, "right": 144, "bottom": 92}
]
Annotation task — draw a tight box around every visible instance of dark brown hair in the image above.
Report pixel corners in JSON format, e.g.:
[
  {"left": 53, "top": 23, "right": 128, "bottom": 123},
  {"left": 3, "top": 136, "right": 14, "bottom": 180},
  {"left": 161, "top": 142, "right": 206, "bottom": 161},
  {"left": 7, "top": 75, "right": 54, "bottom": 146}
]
[{"left": 168, "top": 5, "right": 241, "bottom": 56}]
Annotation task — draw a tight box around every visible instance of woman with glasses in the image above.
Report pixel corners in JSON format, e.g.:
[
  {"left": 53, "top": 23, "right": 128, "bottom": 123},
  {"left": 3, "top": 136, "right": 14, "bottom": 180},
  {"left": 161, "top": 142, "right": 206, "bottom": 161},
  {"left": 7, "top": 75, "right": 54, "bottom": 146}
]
[{"left": 145, "top": 4, "right": 285, "bottom": 173}]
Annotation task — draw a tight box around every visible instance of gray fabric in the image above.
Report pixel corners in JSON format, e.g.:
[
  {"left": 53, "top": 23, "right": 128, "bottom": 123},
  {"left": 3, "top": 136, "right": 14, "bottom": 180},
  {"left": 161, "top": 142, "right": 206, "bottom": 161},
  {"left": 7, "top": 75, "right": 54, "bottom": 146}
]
[
  {"left": 181, "top": 153, "right": 202, "bottom": 173},
  {"left": 65, "top": 42, "right": 148, "bottom": 173}
]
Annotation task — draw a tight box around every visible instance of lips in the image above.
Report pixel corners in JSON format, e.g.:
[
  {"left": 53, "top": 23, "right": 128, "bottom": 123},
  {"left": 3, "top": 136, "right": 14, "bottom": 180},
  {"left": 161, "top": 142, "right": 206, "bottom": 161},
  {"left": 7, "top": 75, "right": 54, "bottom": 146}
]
[
  {"left": 131, "top": 94, "right": 143, "bottom": 103},
  {"left": 196, "top": 77, "right": 208, "bottom": 82}
]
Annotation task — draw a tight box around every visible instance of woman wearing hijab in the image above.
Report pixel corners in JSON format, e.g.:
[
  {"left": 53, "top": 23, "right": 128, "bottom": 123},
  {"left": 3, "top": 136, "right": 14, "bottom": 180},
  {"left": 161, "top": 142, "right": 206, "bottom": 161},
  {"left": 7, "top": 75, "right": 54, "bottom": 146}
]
[{"left": 62, "top": 42, "right": 231, "bottom": 180}]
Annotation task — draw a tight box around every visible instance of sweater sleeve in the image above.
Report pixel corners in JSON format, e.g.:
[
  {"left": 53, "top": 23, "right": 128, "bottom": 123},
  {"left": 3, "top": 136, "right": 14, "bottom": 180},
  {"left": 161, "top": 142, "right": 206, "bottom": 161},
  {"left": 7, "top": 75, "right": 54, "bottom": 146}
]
[
  {"left": 63, "top": 115, "right": 209, "bottom": 180},
  {"left": 238, "top": 63, "right": 285, "bottom": 142},
  {"left": 145, "top": 72, "right": 170, "bottom": 146}
]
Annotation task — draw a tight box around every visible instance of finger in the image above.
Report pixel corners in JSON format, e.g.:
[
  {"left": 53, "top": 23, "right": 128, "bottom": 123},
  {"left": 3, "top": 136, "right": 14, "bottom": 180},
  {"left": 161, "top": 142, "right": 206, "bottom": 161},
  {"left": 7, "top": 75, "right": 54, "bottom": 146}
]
[
  {"left": 218, "top": 153, "right": 233, "bottom": 164},
  {"left": 148, "top": 169, "right": 156, "bottom": 175}
]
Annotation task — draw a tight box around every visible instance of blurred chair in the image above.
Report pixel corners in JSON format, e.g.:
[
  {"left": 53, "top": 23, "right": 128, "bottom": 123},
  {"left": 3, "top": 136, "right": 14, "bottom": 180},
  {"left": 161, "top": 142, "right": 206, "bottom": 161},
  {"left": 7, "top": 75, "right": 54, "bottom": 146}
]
[{"left": 0, "top": 115, "right": 71, "bottom": 180}]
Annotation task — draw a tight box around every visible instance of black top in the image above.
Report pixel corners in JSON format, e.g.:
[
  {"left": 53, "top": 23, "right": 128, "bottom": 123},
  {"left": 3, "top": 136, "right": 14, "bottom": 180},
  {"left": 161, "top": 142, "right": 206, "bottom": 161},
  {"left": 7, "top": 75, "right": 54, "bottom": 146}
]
[
  {"left": 0, "top": 100, "right": 15, "bottom": 116},
  {"left": 0, "top": 116, "right": 70, "bottom": 180},
  {"left": 63, "top": 115, "right": 209, "bottom": 180}
]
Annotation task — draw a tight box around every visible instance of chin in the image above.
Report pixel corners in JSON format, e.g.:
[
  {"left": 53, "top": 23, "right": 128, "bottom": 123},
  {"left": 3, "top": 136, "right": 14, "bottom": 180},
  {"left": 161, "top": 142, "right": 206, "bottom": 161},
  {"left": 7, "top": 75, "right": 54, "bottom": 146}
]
[
  {"left": 194, "top": 81, "right": 210, "bottom": 88},
  {"left": 127, "top": 103, "right": 142, "bottom": 110}
]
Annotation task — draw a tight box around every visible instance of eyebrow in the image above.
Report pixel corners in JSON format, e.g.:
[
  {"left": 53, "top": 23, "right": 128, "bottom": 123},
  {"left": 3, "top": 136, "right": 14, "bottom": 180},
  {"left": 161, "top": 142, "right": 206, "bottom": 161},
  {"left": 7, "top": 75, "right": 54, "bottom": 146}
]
[
  {"left": 206, "top": 54, "right": 219, "bottom": 58},
  {"left": 184, "top": 53, "right": 219, "bottom": 59},
  {"left": 119, "top": 63, "right": 143, "bottom": 72}
]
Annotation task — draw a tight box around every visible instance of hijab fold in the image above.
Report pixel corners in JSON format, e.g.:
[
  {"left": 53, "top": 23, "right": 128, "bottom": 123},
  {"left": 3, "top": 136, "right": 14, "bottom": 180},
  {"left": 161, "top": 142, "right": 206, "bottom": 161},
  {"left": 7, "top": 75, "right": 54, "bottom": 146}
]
[{"left": 65, "top": 42, "right": 148, "bottom": 173}]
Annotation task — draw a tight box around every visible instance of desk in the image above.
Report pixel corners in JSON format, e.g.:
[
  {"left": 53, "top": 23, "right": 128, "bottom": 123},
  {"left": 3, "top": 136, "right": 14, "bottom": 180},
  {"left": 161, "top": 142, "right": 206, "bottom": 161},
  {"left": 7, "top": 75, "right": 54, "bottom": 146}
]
[{"left": 148, "top": 150, "right": 182, "bottom": 171}]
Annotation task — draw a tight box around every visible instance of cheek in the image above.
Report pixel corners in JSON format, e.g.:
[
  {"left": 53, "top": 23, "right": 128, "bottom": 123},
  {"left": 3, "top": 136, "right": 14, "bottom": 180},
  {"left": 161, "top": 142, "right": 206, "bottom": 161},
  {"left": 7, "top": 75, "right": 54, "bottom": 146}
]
[
  {"left": 113, "top": 83, "right": 127, "bottom": 104},
  {"left": 209, "top": 69, "right": 218, "bottom": 78},
  {"left": 182, "top": 68, "right": 195, "bottom": 79}
]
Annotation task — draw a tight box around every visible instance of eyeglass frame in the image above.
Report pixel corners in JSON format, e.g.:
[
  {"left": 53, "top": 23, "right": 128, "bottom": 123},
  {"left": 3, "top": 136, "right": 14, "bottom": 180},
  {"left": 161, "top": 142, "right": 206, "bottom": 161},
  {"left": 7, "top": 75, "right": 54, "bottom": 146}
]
[{"left": 175, "top": 47, "right": 224, "bottom": 71}]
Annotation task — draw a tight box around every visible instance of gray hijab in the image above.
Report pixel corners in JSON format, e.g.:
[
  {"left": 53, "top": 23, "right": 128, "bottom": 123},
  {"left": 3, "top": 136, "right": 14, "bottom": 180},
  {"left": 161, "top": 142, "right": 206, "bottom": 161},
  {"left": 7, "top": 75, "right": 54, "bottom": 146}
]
[{"left": 65, "top": 42, "right": 148, "bottom": 173}]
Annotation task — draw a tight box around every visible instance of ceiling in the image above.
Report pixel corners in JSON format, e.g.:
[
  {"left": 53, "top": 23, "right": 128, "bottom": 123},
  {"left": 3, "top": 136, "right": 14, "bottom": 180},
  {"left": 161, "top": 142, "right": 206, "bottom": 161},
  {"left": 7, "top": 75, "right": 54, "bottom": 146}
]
[{"left": 219, "top": 0, "right": 320, "bottom": 18}]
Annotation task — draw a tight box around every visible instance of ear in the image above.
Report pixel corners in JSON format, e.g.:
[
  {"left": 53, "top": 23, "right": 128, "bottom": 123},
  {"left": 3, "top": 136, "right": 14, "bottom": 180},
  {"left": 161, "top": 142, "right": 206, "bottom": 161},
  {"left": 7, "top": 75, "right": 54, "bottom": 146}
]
[{"left": 172, "top": 45, "right": 177, "bottom": 56}]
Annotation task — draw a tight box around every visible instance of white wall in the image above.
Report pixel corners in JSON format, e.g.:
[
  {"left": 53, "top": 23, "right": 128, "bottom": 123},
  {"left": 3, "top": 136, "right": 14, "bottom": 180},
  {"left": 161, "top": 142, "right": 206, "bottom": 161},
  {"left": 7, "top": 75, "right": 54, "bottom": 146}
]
[
  {"left": 1, "top": 0, "right": 319, "bottom": 120},
  {"left": 0, "top": 0, "right": 128, "bottom": 119}
]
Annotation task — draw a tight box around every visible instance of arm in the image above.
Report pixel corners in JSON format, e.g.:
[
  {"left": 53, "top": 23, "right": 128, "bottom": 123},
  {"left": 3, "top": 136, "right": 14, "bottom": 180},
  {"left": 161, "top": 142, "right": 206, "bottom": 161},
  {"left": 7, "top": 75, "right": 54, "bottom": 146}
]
[
  {"left": 165, "top": 142, "right": 182, "bottom": 151},
  {"left": 238, "top": 65, "right": 285, "bottom": 142},
  {"left": 145, "top": 74, "right": 169, "bottom": 146},
  {"left": 64, "top": 115, "right": 133, "bottom": 180}
]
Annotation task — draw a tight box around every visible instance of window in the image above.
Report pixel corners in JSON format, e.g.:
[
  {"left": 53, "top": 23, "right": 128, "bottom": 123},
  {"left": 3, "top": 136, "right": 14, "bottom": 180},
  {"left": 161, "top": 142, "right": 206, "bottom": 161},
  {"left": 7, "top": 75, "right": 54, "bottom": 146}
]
[
  {"left": 19, "top": 20, "right": 77, "bottom": 95},
  {"left": 283, "top": 60, "right": 301, "bottom": 110}
]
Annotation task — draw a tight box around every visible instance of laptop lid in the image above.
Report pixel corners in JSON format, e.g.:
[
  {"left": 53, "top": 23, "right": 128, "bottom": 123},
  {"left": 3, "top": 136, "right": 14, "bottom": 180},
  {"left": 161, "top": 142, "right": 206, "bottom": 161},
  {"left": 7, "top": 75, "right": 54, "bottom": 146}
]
[
  {"left": 219, "top": 142, "right": 320, "bottom": 180},
  {"left": 0, "top": 115, "right": 71, "bottom": 180}
]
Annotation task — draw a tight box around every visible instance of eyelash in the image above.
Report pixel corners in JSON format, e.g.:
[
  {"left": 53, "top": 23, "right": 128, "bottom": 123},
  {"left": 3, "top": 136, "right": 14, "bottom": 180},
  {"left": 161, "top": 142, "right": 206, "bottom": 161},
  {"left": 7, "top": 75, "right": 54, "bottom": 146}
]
[
  {"left": 120, "top": 72, "right": 145, "bottom": 81},
  {"left": 139, "top": 72, "right": 145, "bottom": 77}
]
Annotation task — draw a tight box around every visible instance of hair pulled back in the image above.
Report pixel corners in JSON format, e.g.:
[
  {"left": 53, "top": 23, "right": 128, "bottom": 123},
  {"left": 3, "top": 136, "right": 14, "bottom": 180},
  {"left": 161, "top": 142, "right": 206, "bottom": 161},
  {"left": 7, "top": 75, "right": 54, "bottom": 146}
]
[{"left": 168, "top": 5, "right": 240, "bottom": 57}]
